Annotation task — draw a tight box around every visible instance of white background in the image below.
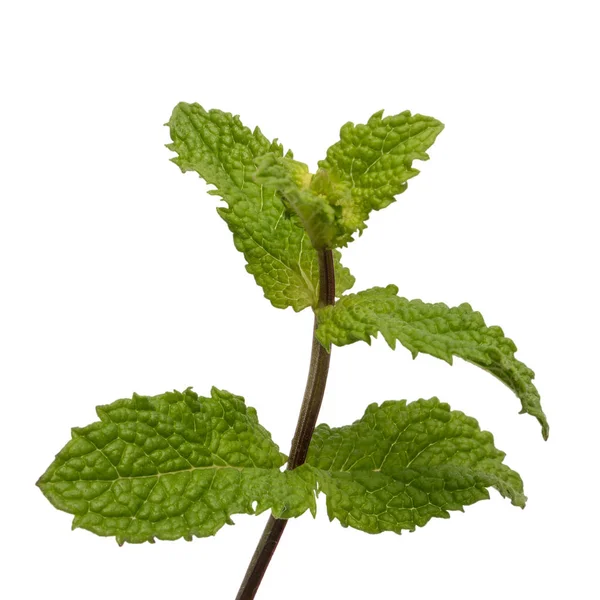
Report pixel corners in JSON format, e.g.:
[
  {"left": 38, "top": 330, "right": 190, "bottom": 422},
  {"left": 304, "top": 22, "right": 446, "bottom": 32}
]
[{"left": 1, "top": 1, "right": 598, "bottom": 598}]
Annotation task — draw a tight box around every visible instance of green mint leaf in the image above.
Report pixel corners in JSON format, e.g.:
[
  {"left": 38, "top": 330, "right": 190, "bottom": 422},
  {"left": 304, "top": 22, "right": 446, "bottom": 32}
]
[
  {"left": 255, "top": 153, "right": 360, "bottom": 248},
  {"left": 316, "top": 285, "right": 548, "bottom": 439},
  {"left": 37, "top": 387, "right": 316, "bottom": 544},
  {"left": 255, "top": 153, "right": 339, "bottom": 249},
  {"left": 306, "top": 398, "right": 526, "bottom": 534},
  {"left": 255, "top": 110, "right": 444, "bottom": 249},
  {"left": 316, "top": 110, "right": 444, "bottom": 243},
  {"left": 167, "top": 102, "right": 354, "bottom": 311}
]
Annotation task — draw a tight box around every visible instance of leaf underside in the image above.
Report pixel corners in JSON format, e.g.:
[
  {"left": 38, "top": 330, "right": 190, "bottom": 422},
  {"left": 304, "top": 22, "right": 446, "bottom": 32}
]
[
  {"left": 37, "top": 388, "right": 315, "bottom": 544},
  {"left": 167, "top": 102, "right": 354, "bottom": 311},
  {"left": 306, "top": 397, "right": 525, "bottom": 534},
  {"left": 316, "top": 285, "right": 548, "bottom": 439}
]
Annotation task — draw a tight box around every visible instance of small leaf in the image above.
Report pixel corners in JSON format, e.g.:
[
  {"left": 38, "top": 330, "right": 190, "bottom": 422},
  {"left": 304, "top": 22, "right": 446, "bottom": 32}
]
[
  {"left": 316, "top": 109, "right": 444, "bottom": 243},
  {"left": 255, "top": 153, "right": 339, "bottom": 249},
  {"left": 306, "top": 398, "right": 526, "bottom": 534},
  {"left": 316, "top": 285, "right": 548, "bottom": 439},
  {"left": 167, "top": 102, "right": 354, "bottom": 311},
  {"left": 254, "top": 110, "right": 443, "bottom": 249},
  {"left": 255, "top": 153, "right": 360, "bottom": 249},
  {"left": 37, "top": 388, "right": 316, "bottom": 544}
]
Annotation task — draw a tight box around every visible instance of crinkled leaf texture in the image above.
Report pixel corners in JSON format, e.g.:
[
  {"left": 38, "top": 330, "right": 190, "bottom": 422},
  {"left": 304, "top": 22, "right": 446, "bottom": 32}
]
[
  {"left": 315, "top": 109, "right": 445, "bottom": 244},
  {"left": 37, "top": 388, "right": 316, "bottom": 545},
  {"left": 38, "top": 389, "right": 526, "bottom": 543},
  {"left": 255, "top": 153, "right": 340, "bottom": 250},
  {"left": 167, "top": 102, "right": 354, "bottom": 311},
  {"left": 255, "top": 110, "right": 444, "bottom": 249},
  {"left": 316, "top": 285, "right": 548, "bottom": 439},
  {"left": 306, "top": 398, "right": 526, "bottom": 534}
]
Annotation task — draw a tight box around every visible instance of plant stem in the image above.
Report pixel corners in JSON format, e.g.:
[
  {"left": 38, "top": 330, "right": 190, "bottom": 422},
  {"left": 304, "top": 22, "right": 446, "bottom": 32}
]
[{"left": 235, "top": 249, "right": 336, "bottom": 600}]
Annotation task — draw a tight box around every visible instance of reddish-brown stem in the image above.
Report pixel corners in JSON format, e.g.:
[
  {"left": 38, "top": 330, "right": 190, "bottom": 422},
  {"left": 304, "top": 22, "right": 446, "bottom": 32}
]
[{"left": 234, "top": 249, "right": 335, "bottom": 600}]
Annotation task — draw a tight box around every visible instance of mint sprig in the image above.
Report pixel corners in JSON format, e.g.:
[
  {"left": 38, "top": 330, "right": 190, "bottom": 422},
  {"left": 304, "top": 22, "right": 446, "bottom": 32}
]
[{"left": 38, "top": 104, "right": 546, "bottom": 599}]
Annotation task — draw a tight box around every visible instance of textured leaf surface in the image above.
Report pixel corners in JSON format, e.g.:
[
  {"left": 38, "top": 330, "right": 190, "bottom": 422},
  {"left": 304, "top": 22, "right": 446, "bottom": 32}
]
[
  {"left": 167, "top": 102, "right": 354, "bottom": 310},
  {"left": 316, "top": 285, "right": 548, "bottom": 438},
  {"left": 306, "top": 398, "right": 525, "bottom": 534},
  {"left": 316, "top": 110, "right": 444, "bottom": 242},
  {"left": 255, "top": 153, "right": 339, "bottom": 249},
  {"left": 256, "top": 152, "right": 362, "bottom": 248},
  {"left": 37, "top": 388, "right": 316, "bottom": 544}
]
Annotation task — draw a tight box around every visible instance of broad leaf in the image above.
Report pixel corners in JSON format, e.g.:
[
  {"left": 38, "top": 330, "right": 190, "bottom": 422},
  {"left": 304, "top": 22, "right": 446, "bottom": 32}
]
[
  {"left": 316, "top": 285, "right": 548, "bottom": 439},
  {"left": 167, "top": 102, "right": 354, "bottom": 311},
  {"left": 316, "top": 109, "right": 444, "bottom": 243},
  {"left": 306, "top": 398, "right": 526, "bottom": 534},
  {"left": 37, "top": 388, "right": 315, "bottom": 544}
]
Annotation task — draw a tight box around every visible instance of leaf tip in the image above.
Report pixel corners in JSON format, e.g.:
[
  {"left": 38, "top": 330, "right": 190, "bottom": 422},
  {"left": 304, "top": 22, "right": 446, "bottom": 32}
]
[
  {"left": 368, "top": 109, "right": 385, "bottom": 123},
  {"left": 542, "top": 422, "right": 550, "bottom": 441}
]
